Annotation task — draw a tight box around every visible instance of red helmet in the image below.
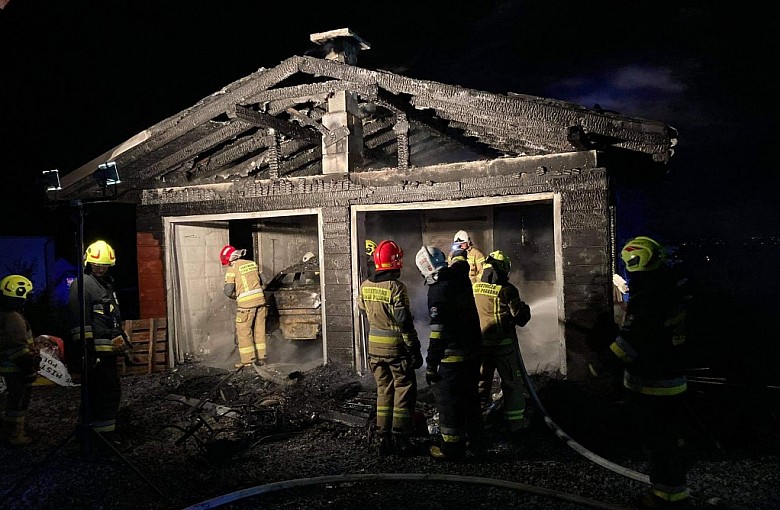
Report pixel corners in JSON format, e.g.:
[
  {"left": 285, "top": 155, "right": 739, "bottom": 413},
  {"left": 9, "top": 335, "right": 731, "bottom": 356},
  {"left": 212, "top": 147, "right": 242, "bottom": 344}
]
[
  {"left": 219, "top": 245, "right": 237, "bottom": 266},
  {"left": 373, "top": 240, "right": 403, "bottom": 271}
]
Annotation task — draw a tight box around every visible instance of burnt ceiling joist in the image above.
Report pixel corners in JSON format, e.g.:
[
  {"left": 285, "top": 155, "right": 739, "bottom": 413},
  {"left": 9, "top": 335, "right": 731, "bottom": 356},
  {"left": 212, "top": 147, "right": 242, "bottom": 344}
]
[{"left": 57, "top": 53, "right": 677, "bottom": 199}]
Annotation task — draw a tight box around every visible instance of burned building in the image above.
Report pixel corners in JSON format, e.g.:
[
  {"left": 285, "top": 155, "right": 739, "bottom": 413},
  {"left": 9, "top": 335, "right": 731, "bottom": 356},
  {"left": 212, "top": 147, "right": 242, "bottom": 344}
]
[{"left": 53, "top": 29, "right": 677, "bottom": 379}]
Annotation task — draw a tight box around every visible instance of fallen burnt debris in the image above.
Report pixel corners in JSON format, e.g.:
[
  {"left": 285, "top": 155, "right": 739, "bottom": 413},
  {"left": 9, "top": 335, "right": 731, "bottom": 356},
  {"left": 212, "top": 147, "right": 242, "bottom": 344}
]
[{"left": 1, "top": 360, "right": 779, "bottom": 509}]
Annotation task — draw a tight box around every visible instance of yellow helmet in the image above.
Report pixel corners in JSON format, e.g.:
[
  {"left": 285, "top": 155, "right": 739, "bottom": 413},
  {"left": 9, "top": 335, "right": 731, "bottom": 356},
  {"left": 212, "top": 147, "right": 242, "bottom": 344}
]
[
  {"left": 485, "top": 250, "right": 511, "bottom": 274},
  {"left": 84, "top": 240, "right": 116, "bottom": 267},
  {"left": 365, "top": 239, "right": 377, "bottom": 257},
  {"left": 621, "top": 236, "right": 665, "bottom": 272},
  {"left": 1, "top": 275, "right": 33, "bottom": 300}
]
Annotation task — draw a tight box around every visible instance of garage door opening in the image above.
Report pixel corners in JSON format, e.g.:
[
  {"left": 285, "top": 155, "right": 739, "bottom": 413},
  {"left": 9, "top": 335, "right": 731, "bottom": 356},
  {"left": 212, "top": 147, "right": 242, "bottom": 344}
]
[
  {"left": 166, "top": 211, "right": 325, "bottom": 371},
  {"left": 352, "top": 195, "right": 562, "bottom": 377}
]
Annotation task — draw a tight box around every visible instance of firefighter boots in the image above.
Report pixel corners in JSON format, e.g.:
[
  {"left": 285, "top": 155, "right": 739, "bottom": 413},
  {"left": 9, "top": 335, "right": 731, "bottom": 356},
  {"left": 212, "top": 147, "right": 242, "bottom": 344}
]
[
  {"left": 393, "top": 434, "right": 416, "bottom": 456},
  {"left": 378, "top": 434, "right": 393, "bottom": 456},
  {"left": 429, "top": 443, "right": 465, "bottom": 461},
  {"left": 7, "top": 418, "right": 33, "bottom": 446}
]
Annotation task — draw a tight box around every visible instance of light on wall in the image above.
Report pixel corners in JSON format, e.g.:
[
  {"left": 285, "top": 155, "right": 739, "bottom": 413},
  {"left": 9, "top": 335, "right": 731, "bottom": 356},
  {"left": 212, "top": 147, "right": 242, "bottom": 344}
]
[
  {"left": 41, "top": 169, "right": 62, "bottom": 191},
  {"left": 92, "top": 161, "right": 121, "bottom": 188}
]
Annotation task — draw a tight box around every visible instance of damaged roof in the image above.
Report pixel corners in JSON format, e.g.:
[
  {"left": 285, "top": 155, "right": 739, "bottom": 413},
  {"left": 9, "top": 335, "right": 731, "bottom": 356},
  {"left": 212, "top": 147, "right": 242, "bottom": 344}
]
[{"left": 57, "top": 32, "right": 678, "bottom": 200}]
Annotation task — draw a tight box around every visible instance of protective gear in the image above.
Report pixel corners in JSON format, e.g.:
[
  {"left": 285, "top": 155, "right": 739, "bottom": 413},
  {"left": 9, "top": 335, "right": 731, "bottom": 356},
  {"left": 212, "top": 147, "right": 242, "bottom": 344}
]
[
  {"left": 373, "top": 240, "right": 403, "bottom": 271},
  {"left": 68, "top": 266, "right": 125, "bottom": 436},
  {"left": 0, "top": 275, "right": 32, "bottom": 300},
  {"left": 621, "top": 236, "right": 666, "bottom": 272},
  {"left": 302, "top": 252, "right": 316, "bottom": 263},
  {"left": 453, "top": 230, "right": 471, "bottom": 245},
  {"left": 393, "top": 434, "right": 416, "bottom": 456},
  {"left": 415, "top": 246, "right": 447, "bottom": 284},
  {"left": 425, "top": 367, "right": 442, "bottom": 385},
  {"left": 359, "top": 268, "right": 420, "bottom": 438},
  {"left": 224, "top": 257, "right": 267, "bottom": 365},
  {"left": 410, "top": 348, "right": 423, "bottom": 370},
  {"left": 365, "top": 239, "right": 377, "bottom": 257},
  {"left": 378, "top": 434, "right": 393, "bottom": 456},
  {"left": 485, "top": 250, "right": 511, "bottom": 274},
  {"left": 219, "top": 245, "right": 237, "bottom": 266},
  {"left": 84, "top": 240, "right": 116, "bottom": 267},
  {"left": 7, "top": 417, "right": 33, "bottom": 446}
]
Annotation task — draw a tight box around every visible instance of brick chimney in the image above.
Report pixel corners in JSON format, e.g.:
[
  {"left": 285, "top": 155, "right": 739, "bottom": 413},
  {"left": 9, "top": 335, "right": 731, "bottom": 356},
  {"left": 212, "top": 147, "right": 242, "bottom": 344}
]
[{"left": 310, "top": 29, "right": 370, "bottom": 174}]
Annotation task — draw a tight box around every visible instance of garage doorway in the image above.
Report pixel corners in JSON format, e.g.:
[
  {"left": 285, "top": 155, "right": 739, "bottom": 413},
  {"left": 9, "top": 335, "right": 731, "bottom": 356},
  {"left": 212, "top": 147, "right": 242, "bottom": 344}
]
[
  {"left": 351, "top": 194, "right": 563, "bottom": 377},
  {"left": 164, "top": 210, "right": 325, "bottom": 370}
]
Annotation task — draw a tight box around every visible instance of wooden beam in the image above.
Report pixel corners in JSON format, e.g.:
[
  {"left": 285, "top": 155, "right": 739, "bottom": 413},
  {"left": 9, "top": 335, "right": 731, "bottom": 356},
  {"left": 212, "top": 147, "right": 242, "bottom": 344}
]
[{"left": 234, "top": 105, "right": 319, "bottom": 142}]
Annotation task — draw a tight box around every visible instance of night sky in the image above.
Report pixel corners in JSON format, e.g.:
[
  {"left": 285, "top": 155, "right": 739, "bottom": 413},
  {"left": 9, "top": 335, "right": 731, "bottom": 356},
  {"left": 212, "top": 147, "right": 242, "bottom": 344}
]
[{"left": 1, "top": 1, "right": 779, "bottom": 242}]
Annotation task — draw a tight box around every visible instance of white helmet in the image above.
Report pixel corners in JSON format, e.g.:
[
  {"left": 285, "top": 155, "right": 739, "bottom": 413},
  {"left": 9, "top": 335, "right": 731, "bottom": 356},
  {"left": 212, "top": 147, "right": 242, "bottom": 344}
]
[
  {"left": 302, "top": 252, "right": 316, "bottom": 263},
  {"left": 415, "top": 246, "right": 447, "bottom": 284},
  {"left": 453, "top": 230, "right": 471, "bottom": 244}
]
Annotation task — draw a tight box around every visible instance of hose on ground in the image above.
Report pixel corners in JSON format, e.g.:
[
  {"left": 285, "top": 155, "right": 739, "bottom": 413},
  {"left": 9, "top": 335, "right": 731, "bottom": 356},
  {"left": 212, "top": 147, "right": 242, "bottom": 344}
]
[
  {"left": 517, "top": 348, "right": 744, "bottom": 509},
  {"left": 515, "top": 352, "right": 650, "bottom": 484},
  {"left": 182, "top": 472, "right": 631, "bottom": 510}
]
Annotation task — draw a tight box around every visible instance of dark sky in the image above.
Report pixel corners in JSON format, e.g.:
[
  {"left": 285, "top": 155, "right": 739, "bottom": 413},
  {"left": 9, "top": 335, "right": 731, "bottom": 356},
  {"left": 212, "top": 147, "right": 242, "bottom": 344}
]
[{"left": 1, "top": 0, "right": 779, "bottom": 241}]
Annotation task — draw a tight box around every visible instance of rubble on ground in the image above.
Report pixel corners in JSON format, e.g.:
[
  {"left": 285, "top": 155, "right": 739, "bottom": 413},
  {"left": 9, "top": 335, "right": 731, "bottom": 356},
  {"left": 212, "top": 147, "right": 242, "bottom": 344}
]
[{"left": 1, "top": 359, "right": 778, "bottom": 509}]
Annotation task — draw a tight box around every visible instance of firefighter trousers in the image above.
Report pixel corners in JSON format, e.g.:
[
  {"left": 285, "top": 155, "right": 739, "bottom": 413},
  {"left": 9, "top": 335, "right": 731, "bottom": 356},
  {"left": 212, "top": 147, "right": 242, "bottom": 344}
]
[
  {"left": 628, "top": 391, "right": 691, "bottom": 503},
  {"left": 434, "top": 357, "right": 482, "bottom": 457},
  {"left": 1, "top": 372, "right": 32, "bottom": 424},
  {"left": 236, "top": 306, "right": 267, "bottom": 364},
  {"left": 479, "top": 345, "right": 527, "bottom": 431},
  {"left": 369, "top": 355, "right": 417, "bottom": 436},
  {"left": 81, "top": 353, "right": 121, "bottom": 433}
]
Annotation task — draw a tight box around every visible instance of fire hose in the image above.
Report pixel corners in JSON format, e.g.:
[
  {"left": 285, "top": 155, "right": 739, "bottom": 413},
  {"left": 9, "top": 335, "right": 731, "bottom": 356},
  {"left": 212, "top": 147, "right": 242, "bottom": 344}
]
[
  {"left": 516, "top": 347, "right": 740, "bottom": 509},
  {"left": 183, "top": 472, "right": 630, "bottom": 510}
]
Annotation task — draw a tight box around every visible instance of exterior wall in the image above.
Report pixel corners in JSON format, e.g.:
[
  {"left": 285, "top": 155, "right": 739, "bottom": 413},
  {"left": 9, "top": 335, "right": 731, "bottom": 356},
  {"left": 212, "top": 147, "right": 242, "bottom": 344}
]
[
  {"left": 558, "top": 173, "right": 611, "bottom": 379},
  {"left": 141, "top": 152, "right": 612, "bottom": 375}
]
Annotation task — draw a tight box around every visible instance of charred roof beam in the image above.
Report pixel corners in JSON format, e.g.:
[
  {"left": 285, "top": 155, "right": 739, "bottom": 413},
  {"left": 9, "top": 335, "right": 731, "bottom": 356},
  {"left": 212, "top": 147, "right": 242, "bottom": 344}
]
[{"left": 233, "top": 104, "right": 319, "bottom": 143}]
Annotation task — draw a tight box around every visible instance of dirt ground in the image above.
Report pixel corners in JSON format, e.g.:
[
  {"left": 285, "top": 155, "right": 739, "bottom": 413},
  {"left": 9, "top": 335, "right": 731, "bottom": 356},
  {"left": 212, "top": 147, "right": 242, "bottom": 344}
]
[{"left": 1, "top": 358, "right": 779, "bottom": 510}]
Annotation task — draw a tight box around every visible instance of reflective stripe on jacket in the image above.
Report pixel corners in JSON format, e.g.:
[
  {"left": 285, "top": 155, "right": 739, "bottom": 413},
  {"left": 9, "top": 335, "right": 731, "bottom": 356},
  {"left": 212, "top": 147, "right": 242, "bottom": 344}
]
[
  {"left": 225, "top": 259, "right": 266, "bottom": 308},
  {"left": 68, "top": 273, "right": 124, "bottom": 356},
  {"left": 358, "top": 276, "right": 418, "bottom": 357}
]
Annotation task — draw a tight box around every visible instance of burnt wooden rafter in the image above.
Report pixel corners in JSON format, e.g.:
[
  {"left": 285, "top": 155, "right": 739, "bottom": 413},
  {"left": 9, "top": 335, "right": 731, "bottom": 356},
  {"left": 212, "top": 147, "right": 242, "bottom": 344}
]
[
  {"left": 135, "top": 119, "right": 256, "bottom": 182},
  {"left": 59, "top": 53, "right": 677, "bottom": 198},
  {"left": 213, "top": 137, "right": 320, "bottom": 182},
  {"left": 295, "top": 56, "right": 676, "bottom": 163},
  {"left": 234, "top": 104, "right": 319, "bottom": 142}
]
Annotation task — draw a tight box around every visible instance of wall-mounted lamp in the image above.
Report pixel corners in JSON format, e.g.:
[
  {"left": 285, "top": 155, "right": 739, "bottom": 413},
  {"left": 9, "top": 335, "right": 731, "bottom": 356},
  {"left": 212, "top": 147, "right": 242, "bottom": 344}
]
[
  {"left": 41, "top": 169, "right": 62, "bottom": 191},
  {"left": 92, "top": 161, "right": 121, "bottom": 188}
]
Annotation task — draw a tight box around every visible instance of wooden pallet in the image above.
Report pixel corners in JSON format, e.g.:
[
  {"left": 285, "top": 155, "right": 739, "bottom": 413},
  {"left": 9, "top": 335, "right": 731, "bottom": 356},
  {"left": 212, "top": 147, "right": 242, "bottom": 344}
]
[{"left": 120, "top": 318, "right": 168, "bottom": 375}]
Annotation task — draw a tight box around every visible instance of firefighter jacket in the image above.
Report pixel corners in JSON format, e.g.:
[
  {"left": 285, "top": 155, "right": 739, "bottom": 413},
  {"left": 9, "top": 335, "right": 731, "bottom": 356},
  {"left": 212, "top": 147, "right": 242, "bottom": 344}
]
[
  {"left": 424, "top": 258, "right": 482, "bottom": 370},
  {"left": 358, "top": 269, "right": 420, "bottom": 358},
  {"left": 448, "top": 245, "right": 486, "bottom": 285},
  {"left": 69, "top": 273, "right": 125, "bottom": 356},
  {"left": 610, "top": 268, "right": 688, "bottom": 396},
  {"left": 224, "top": 258, "right": 266, "bottom": 309},
  {"left": 473, "top": 267, "right": 531, "bottom": 348},
  {"left": 0, "top": 307, "right": 35, "bottom": 375}
]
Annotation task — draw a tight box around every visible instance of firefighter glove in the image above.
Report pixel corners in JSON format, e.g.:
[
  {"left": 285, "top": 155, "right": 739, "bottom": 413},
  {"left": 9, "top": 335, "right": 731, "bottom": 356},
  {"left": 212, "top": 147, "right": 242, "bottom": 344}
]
[
  {"left": 425, "top": 367, "right": 442, "bottom": 385},
  {"left": 410, "top": 349, "right": 423, "bottom": 370}
]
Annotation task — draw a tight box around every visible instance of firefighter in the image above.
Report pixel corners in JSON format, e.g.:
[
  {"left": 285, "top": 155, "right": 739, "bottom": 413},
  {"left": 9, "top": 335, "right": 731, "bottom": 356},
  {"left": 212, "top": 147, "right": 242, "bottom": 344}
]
[
  {"left": 220, "top": 245, "right": 267, "bottom": 368},
  {"left": 358, "top": 240, "right": 422, "bottom": 456},
  {"left": 0, "top": 274, "right": 37, "bottom": 446},
  {"left": 68, "top": 240, "right": 129, "bottom": 445},
  {"left": 473, "top": 250, "right": 532, "bottom": 435},
  {"left": 364, "top": 239, "right": 377, "bottom": 280},
  {"left": 415, "top": 245, "right": 484, "bottom": 460},
  {"left": 610, "top": 236, "right": 691, "bottom": 509},
  {"left": 448, "top": 230, "right": 486, "bottom": 285}
]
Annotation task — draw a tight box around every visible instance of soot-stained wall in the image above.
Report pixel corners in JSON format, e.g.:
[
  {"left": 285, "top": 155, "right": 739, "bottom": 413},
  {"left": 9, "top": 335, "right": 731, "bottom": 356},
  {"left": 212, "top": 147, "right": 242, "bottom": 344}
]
[{"left": 141, "top": 151, "right": 611, "bottom": 378}]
